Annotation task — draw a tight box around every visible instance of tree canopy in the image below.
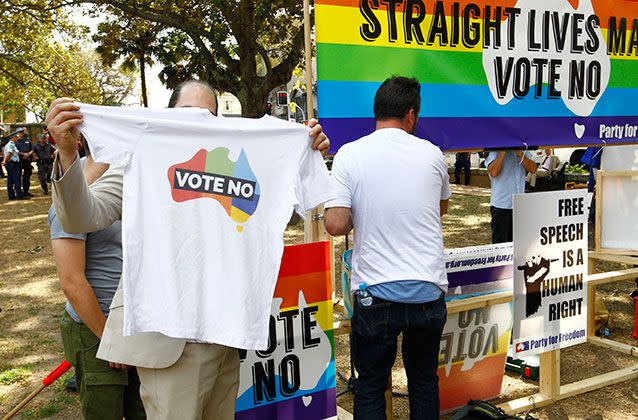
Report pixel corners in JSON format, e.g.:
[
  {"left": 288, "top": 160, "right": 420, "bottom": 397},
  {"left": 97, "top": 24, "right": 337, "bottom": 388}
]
[
  {"left": 80, "top": 0, "right": 308, "bottom": 117},
  {"left": 94, "top": 13, "right": 162, "bottom": 106},
  {"left": 0, "top": 1, "right": 136, "bottom": 120}
]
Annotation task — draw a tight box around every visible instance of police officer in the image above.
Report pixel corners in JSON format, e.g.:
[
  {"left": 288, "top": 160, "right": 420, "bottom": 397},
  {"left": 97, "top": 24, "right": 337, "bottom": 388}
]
[
  {"left": 34, "top": 133, "right": 56, "bottom": 195},
  {"left": 0, "top": 127, "right": 6, "bottom": 178},
  {"left": 454, "top": 152, "right": 471, "bottom": 185},
  {"left": 15, "top": 128, "right": 34, "bottom": 197},
  {"left": 2, "top": 134, "right": 26, "bottom": 200}
]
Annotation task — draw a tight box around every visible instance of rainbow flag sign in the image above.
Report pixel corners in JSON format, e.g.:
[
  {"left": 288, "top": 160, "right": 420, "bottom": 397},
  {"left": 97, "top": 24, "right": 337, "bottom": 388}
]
[
  {"left": 235, "top": 242, "right": 337, "bottom": 419},
  {"left": 439, "top": 303, "right": 512, "bottom": 413},
  {"left": 316, "top": 0, "right": 638, "bottom": 152}
]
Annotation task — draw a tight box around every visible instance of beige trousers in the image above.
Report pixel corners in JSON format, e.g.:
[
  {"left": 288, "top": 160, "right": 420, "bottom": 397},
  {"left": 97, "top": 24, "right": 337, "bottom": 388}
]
[
  {"left": 527, "top": 168, "right": 550, "bottom": 187},
  {"left": 137, "top": 343, "right": 240, "bottom": 420}
]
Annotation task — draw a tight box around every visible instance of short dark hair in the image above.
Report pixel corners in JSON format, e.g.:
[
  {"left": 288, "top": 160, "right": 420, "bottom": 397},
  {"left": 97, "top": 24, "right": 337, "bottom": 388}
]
[
  {"left": 373, "top": 76, "right": 421, "bottom": 121},
  {"left": 168, "top": 79, "right": 218, "bottom": 112}
]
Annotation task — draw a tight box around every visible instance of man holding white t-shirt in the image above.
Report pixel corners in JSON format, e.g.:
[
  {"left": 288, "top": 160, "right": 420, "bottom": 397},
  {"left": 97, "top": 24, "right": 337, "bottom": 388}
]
[
  {"left": 45, "top": 80, "right": 333, "bottom": 420},
  {"left": 325, "top": 76, "right": 450, "bottom": 419}
]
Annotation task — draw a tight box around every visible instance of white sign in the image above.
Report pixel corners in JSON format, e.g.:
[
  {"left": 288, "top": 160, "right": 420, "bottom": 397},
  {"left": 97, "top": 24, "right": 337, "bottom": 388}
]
[{"left": 512, "top": 190, "right": 588, "bottom": 357}]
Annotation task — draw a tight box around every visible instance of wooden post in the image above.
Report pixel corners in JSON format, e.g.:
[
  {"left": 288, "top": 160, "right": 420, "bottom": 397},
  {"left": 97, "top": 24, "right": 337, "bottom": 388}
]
[
  {"left": 301, "top": 0, "right": 327, "bottom": 244},
  {"left": 539, "top": 350, "right": 560, "bottom": 399},
  {"left": 595, "top": 170, "right": 603, "bottom": 252},
  {"left": 303, "top": 0, "right": 314, "bottom": 122},
  {"left": 587, "top": 255, "right": 597, "bottom": 338}
]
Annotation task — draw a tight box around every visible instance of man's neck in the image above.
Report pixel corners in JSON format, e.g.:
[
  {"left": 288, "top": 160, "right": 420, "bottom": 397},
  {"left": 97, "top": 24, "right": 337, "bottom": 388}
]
[{"left": 376, "top": 119, "right": 407, "bottom": 132}]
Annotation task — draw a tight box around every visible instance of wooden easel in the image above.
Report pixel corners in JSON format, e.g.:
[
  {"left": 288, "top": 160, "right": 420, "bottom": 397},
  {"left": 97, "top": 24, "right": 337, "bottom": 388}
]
[
  {"left": 499, "top": 170, "right": 638, "bottom": 415},
  {"left": 335, "top": 173, "right": 638, "bottom": 419},
  {"left": 302, "top": 0, "right": 638, "bottom": 416}
]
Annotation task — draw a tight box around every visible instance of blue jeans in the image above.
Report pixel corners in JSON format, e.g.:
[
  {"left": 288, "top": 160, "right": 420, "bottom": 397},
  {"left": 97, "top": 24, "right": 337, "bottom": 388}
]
[
  {"left": 5, "top": 162, "right": 23, "bottom": 199},
  {"left": 352, "top": 293, "right": 446, "bottom": 420}
]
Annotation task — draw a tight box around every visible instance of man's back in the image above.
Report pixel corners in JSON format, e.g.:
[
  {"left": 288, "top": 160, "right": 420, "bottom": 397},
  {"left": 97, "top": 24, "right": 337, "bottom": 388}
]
[{"left": 331, "top": 128, "right": 450, "bottom": 292}]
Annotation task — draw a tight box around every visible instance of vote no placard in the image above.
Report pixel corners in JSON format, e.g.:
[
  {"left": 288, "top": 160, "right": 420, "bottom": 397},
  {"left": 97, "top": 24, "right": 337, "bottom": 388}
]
[{"left": 512, "top": 190, "right": 588, "bottom": 357}]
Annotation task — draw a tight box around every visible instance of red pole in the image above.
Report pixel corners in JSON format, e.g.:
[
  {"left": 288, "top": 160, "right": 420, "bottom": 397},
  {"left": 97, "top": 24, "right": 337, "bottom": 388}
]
[{"left": 2, "top": 360, "right": 72, "bottom": 420}]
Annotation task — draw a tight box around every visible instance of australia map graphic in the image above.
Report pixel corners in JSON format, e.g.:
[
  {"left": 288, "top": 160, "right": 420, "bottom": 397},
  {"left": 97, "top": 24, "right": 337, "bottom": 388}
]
[{"left": 167, "top": 147, "right": 260, "bottom": 231}]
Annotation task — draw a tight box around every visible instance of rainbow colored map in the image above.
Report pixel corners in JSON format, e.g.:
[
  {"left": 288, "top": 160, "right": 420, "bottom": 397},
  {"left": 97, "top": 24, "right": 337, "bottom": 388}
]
[{"left": 167, "top": 147, "right": 260, "bottom": 230}]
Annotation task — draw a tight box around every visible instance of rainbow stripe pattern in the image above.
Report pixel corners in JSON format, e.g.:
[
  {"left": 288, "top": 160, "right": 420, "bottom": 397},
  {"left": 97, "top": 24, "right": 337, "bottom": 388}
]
[
  {"left": 235, "top": 242, "right": 337, "bottom": 419},
  {"left": 316, "top": 0, "right": 638, "bottom": 152}
]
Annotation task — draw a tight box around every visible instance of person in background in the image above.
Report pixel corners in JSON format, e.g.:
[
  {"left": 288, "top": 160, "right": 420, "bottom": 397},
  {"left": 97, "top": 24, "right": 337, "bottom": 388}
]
[
  {"left": 2, "top": 134, "right": 26, "bottom": 200},
  {"left": 325, "top": 76, "right": 450, "bottom": 419},
  {"left": 487, "top": 150, "right": 537, "bottom": 243},
  {"left": 526, "top": 148, "right": 558, "bottom": 188},
  {"left": 16, "top": 128, "right": 34, "bottom": 197},
  {"left": 34, "top": 133, "right": 56, "bottom": 195},
  {"left": 0, "top": 127, "right": 6, "bottom": 179},
  {"left": 44, "top": 129, "right": 56, "bottom": 146},
  {"left": 454, "top": 152, "right": 471, "bottom": 185},
  {"left": 50, "top": 145, "right": 146, "bottom": 420}
]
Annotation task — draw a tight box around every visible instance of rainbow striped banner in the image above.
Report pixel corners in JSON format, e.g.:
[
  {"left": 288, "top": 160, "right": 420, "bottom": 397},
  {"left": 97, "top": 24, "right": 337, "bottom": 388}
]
[
  {"left": 316, "top": 0, "right": 638, "bottom": 152},
  {"left": 235, "top": 242, "right": 337, "bottom": 420}
]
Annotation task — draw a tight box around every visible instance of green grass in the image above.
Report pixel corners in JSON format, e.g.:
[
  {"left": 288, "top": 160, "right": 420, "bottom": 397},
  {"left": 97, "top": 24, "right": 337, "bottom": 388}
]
[
  {"left": 22, "top": 402, "right": 61, "bottom": 419},
  {"left": 21, "top": 385, "right": 77, "bottom": 419},
  {"left": 0, "top": 366, "right": 33, "bottom": 385}
]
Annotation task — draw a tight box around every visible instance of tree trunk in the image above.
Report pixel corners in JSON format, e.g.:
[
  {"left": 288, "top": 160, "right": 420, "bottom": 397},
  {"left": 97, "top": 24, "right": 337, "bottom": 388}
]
[
  {"left": 139, "top": 51, "right": 148, "bottom": 107},
  {"left": 238, "top": 87, "right": 268, "bottom": 118}
]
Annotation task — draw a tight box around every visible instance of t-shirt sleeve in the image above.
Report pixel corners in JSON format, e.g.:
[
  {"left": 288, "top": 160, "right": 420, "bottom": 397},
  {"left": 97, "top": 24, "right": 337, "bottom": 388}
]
[
  {"left": 48, "top": 206, "right": 86, "bottom": 241},
  {"left": 437, "top": 151, "right": 452, "bottom": 201},
  {"left": 78, "top": 103, "right": 147, "bottom": 166},
  {"left": 294, "top": 140, "right": 337, "bottom": 216},
  {"left": 324, "top": 148, "right": 352, "bottom": 209}
]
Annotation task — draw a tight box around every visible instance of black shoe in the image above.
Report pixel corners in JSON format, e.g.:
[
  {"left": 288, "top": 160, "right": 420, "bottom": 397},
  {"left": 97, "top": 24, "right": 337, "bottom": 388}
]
[
  {"left": 17, "top": 196, "right": 30, "bottom": 200},
  {"left": 25, "top": 192, "right": 33, "bottom": 197},
  {"left": 65, "top": 374, "right": 78, "bottom": 392}
]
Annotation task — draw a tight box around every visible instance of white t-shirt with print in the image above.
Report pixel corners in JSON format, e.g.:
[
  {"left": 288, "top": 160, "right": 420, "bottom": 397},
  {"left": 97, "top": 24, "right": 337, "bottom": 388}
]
[
  {"left": 78, "top": 103, "right": 335, "bottom": 349},
  {"left": 326, "top": 128, "right": 451, "bottom": 293}
]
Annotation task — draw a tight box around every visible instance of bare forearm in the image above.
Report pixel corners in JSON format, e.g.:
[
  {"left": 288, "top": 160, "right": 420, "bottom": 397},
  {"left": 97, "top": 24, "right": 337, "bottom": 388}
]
[
  {"left": 325, "top": 207, "right": 353, "bottom": 236},
  {"left": 62, "top": 279, "right": 106, "bottom": 338},
  {"left": 522, "top": 157, "right": 537, "bottom": 174},
  {"left": 487, "top": 152, "right": 506, "bottom": 177},
  {"left": 440, "top": 200, "right": 449, "bottom": 216}
]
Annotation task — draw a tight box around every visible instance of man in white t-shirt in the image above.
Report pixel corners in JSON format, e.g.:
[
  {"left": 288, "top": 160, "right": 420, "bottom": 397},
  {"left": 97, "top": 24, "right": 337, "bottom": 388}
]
[
  {"left": 45, "top": 80, "right": 331, "bottom": 420},
  {"left": 324, "top": 76, "right": 451, "bottom": 419}
]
